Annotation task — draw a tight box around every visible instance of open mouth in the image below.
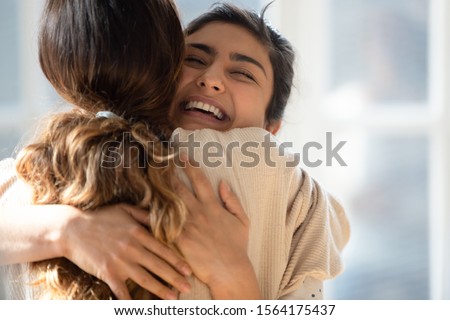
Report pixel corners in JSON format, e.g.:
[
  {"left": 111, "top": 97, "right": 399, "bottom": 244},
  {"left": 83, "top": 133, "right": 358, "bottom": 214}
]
[{"left": 182, "top": 101, "right": 228, "bottom": 121}]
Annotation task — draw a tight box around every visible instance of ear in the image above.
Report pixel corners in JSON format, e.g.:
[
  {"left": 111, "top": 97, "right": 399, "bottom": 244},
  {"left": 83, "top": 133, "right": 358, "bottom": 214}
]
[{"left": 265, "top": 120, "right": 282, "bottom": 135}]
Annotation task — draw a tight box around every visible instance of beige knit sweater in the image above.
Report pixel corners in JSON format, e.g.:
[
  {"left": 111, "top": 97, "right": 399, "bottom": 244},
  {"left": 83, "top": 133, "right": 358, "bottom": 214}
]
[
  {"left": 173, "top": 128, "right": 350, "bottom": 299},
  {"left": 0, "top": 127, "right": 350, "bottom": 300}
]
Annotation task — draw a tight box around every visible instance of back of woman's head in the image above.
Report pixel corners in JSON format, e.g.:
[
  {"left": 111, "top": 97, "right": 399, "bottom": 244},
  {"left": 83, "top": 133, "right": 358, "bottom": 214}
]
[
  {"left": 39, "top": 0, "right": 184, "bottom": 128},
  {"left": 15, "top": 0, "right": 186, "bottom": 299}
]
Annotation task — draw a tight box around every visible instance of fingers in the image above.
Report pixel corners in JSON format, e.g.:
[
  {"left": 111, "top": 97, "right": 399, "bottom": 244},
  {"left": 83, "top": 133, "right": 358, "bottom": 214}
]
[
  {"left": 108, "top": 238, "right": 191, "bottom": 299},
  {"left": 172, "top": 175, "right": 198, "bottom": 209},
  {"left": 117, "top": 203, "right": 193, "bottom": 276},
  {"left": 102, "top": 260, "right": 182, "bottom": 300},
  {"left": 130, "top": 227, "right": 191, "bottom": 292},
  {"left": 129, "top": 265, "right": 179, "bottom": 300},
  {"left": 118, "top": 203, "right": 149, "bottom": 225},
  {"left": 219, "top": 180, "right": 249, "bottom": 226},
  {"left": 134, "top": 251, "right": 190, "bottom": 297},
  {"left": 110, "top": 208, "right": 192, "bottom": 298},
  {"left": 64, "top": 203, "right": 191, "bottom": 300},
  {"left": 107, "top": 280, "right": 132, "bottom": 300},
  {"left": 142, "top": 236, "right": 192, "bottom": 277},
  {"left": 143, "top": 236, "right": 192, "bottom": 276},
  {"left": 119, "top": 204, "right": 193, "bottom": 281}
]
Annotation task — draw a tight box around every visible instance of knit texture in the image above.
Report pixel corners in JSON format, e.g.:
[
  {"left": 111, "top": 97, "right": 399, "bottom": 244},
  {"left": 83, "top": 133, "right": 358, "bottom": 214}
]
[
  {"left": 173, "top": 128, "right": 350, "bottom": 299},
  {"left": 0, "top": 158, "right": 34, "bottom": 299}
]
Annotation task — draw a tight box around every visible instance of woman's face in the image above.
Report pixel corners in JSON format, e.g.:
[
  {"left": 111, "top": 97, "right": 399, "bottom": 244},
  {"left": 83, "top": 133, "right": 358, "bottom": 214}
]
[{"left": 169, "top": 22, "right": 279, "bottom": 133}]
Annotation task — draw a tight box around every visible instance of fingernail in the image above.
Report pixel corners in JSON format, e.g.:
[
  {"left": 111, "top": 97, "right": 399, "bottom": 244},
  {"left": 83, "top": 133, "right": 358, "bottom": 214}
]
[
  {"left": 179, "top": 152, "right": 188, "bottom": 162},
  {"left": 181, "top": 265, "right": 192, "bottom": 276},
  {"left": 181, "top": 282, "right": 191, "bottom": 293},
  {"left": 166, "top": 291, "right": 178, "bottom": 300}
]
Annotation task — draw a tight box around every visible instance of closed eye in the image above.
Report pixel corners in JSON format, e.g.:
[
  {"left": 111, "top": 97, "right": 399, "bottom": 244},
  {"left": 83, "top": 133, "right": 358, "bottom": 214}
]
[
  {"left": 232, "top": 70, "right": 257, "bottom": 83},
  {"left": 184, "top": 55, "right": 206, "bottom": 67}
]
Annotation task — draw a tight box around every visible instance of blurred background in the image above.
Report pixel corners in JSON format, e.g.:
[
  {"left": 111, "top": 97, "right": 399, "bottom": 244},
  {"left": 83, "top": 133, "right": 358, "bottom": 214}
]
[{"left": 1, "top": 0, "right": 449, "bottom": 299}]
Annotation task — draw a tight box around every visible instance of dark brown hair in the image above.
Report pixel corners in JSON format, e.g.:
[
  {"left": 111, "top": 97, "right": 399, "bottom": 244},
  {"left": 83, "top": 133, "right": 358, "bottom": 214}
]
[
  {"left": 15, "top": 0, "right": 186, "bottom": 299},
  {"left": 39, "top": 0, "right": 184, "bottom": 129},
  {"left": 186, "top": 2, "right": 295, "bottom": 123}
]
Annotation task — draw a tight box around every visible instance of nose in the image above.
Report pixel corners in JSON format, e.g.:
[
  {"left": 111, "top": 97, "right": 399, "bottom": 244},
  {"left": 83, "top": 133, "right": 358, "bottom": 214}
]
[{"left": 196, "top": 71, "right": 225, "bottom": 93}]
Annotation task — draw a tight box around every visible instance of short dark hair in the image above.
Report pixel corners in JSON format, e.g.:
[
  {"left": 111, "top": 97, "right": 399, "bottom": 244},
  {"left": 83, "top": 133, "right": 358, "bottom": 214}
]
[{"left": 185, "top": 2, "right": 295, "bottom": 123}]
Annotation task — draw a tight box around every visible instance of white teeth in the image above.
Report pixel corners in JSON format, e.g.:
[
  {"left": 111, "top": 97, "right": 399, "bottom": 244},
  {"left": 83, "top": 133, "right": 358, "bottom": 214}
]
[{"left": 185, "top": 101, "right": 224, "bottom": 120}]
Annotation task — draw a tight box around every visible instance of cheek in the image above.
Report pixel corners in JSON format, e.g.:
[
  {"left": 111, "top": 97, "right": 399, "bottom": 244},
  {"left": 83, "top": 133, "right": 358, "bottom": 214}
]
[
  {"left": 241, "top": 90, "right": 268, "bottom": 115},
  {"left": 178, "top": 67, "right": 197, "bottom": 89},
  {"left": 236, "top": 91, "right": 268, "bottom": 126},
  {"left": 171, "top": 70, "right": 194, "bottom": 114}
]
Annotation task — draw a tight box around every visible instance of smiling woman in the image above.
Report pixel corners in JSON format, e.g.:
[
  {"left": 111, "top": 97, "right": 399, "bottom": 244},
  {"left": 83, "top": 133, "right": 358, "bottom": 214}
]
[{"left": 170, "top": 22, "right": 275, "bottom": 132}]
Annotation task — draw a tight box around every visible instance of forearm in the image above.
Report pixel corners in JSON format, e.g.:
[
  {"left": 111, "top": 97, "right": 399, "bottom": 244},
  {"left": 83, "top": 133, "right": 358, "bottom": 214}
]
[
  {"left": 0, "top": 205, "right": 76, "bottom": 265},
  {"left": 1, "top": 203, "right": 194, "bottom": 300}
]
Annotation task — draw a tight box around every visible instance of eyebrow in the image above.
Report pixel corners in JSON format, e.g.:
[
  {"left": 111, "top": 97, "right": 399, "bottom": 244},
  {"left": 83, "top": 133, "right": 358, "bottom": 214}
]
[
  {"left": 187, "top": 43, "right": 267, "bottom": 77},
  {"left": 230, "top": 52, "right": 267, "bottom": 77},
  {"left": 188, "top": 43, "right": 215, "bottom": 56}
]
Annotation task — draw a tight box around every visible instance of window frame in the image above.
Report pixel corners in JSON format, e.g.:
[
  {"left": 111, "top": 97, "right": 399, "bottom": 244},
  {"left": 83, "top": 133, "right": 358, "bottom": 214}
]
[{"left": 428, "top": 0, "right": 450, "bottom": 300}]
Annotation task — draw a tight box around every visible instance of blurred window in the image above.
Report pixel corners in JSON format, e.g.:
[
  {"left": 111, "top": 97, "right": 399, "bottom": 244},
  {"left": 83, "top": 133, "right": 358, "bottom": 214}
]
[
  {"left": 324, "top": 0, "right": 430, "bottom": 299},
  {"left": 0, "top": 0, "right": 20, "bottom": 107}
]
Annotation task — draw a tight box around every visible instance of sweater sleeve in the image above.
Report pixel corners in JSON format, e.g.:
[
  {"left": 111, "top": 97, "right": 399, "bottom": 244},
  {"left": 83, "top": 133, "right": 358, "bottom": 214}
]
[
  {"left": 0, "top": 158, "right": 32, "bottom": 206},
  {"left": 0, "top": 158, "right": 33, "bottom": 299},
  {"left": 277, "top": 169, "right": 350, "bottom": 298},
  {"left": 0, "top": 158, "right": 18, "bottom": 205},
  {"left": 279, "top": 276, "right": 323, "bottom": 300}
]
